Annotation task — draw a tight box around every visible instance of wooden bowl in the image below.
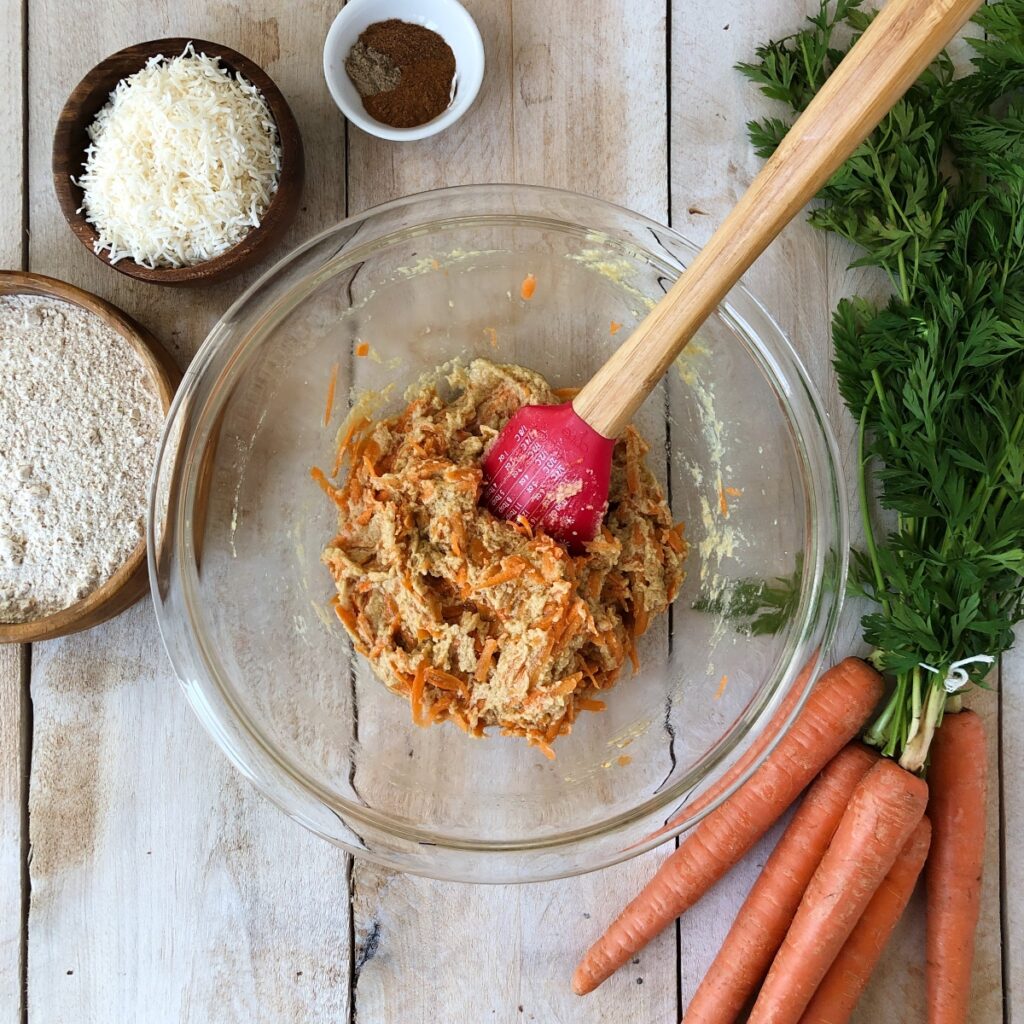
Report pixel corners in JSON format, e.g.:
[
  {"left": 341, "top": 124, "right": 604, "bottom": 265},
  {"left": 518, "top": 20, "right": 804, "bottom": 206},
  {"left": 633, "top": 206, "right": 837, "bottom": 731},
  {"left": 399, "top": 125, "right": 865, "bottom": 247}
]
[
  {"left": 52, "top": 38, "right": 304, "bottom": 286},
  {"left": 0, "top": 272, "right": 180, "bottom": 644}
]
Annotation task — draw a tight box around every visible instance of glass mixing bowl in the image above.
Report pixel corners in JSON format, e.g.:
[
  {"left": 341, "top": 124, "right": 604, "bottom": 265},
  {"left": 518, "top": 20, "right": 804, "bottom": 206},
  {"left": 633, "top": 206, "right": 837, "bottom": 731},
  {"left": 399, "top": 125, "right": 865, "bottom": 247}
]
[{"left": 150, "top": 185, "right": 846, "bottom": 882}]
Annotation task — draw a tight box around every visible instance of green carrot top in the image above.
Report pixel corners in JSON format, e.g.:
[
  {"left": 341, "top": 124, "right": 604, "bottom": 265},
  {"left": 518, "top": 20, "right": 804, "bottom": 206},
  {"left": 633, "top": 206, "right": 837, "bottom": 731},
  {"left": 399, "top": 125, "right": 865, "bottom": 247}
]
[{"left": 739, "top": 0, "right": 1024, "bottom": 770}]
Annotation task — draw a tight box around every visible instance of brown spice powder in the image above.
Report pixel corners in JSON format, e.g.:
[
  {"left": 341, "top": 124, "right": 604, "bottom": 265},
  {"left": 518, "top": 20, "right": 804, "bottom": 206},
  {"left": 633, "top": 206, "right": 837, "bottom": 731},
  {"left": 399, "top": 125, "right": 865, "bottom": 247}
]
[
  {"left": 345, "top": 41, "right": 402, "bottom": 96},
  {"left": 346, "top": 19, "right": 456, "bottom": 129}
]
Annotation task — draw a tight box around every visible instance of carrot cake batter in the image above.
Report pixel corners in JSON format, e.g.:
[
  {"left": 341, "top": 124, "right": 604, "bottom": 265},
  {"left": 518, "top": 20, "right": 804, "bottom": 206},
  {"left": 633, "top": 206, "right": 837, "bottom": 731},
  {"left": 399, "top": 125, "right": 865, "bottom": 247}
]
[{"left": 316, "top": 359, "right": 686, "bottom": 756}]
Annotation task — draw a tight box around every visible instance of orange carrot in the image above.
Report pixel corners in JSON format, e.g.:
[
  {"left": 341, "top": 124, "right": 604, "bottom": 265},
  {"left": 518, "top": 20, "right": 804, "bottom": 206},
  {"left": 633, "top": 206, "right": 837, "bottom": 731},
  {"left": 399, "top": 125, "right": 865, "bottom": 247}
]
[
  {"left": 323, "top": 362, "right": 339, "bottom": 427},
  {"left": 476, "top": 558, "right": 527, "bottom": 589},
  {"left": 426, "top": 667, "right": 468, "bottom": 693},
  {"left": 410, "top": 663, "right": 426, "bottom": 726},
  {"left": 572, "top": 658, "right": 884, "bottom": 996},
  {"left": 474, "top": 638, "right": 499, "bottom": 681},
  {"left": 520, "top": 272, "right": 537, "bottom": 300},
  {"left": 355, "top": 341, "right": 370, "bottom": 357},
  {"left": 925, "top": 709, "right": 987, "bottom": 1024},
  {"left": 747, "top": 759, "right": 929, "bottom": 1024},
  {"left": 799, "top": 816, "right": 932, "bottom": 1024},
  {"left": 682, "top": 744, "right": 878, "bottom": 1024}
]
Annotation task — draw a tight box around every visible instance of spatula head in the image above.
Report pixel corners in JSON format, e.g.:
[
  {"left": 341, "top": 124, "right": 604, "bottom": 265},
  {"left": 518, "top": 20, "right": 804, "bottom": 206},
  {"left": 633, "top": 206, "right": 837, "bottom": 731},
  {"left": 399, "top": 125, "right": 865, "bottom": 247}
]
[{"left": 481, "top": 402, "right": 616, "bottom": 550}]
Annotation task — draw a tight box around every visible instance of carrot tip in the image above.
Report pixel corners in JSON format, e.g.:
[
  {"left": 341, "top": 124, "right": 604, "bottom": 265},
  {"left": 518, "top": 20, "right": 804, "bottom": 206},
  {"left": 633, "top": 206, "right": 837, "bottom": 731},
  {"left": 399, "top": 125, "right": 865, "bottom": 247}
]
[{"left": 571, "top": 968, "right": 592, "bottom": 996}]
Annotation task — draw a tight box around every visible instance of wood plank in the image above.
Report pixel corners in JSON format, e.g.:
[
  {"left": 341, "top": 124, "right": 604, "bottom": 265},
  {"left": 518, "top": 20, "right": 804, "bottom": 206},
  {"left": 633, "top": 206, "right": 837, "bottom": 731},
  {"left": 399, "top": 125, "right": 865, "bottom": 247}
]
[
  {"left": 351, "top": 852, "right": 675, "bottom": 1024},
  {"left": 26, "top": 3, "right": 351, "bottom": 1021},
  {"left": 671, "top": 3, "right": 836, "bottom": 1015},
  {"left": 0, "top": 646, "right": 26, "bottom": 1023},
  {"left": 1, "top": 0, "right": 24, "bottom": 269},
  {"left": 346, "top": 2, "right": 679, "bottom": 1021},
  {"left": 671, "top": 5, "right": 1004, "bottom": 1022},
  {"left": 1, "top": 0, "right": 26, "bottom": 1019},
  {"left": 1003, "top": 625, "right": 1024, "bottom": 1021}
]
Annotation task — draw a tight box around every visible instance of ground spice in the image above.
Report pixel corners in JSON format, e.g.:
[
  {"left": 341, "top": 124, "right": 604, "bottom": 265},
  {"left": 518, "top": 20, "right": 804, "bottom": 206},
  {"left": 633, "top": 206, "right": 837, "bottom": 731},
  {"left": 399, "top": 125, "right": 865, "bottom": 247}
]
[{"left": 345, "top": 19, "right": 456, "bottom": 129}]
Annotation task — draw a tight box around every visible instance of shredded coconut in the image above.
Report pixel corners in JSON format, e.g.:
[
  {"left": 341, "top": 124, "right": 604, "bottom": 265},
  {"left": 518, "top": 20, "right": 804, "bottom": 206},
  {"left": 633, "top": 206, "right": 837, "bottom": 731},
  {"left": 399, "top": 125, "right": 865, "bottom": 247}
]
[
  {"left": 0, "top": 295, "right": 163, "bottom": 622},
  {"left": 75, "top": 43, "right": 282, "bottom": 268}
]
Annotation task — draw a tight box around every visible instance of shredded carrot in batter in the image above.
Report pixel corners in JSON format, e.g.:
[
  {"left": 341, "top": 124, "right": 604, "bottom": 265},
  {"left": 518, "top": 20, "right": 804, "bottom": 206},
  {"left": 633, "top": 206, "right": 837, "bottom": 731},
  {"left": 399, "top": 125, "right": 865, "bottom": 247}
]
[
  {"left": 475, "top": 638, "right": 499, "bottom": 681},
  {"left": 323, "top": 362, "right": 339, "bottom": 427},
  {"left": 520, "top": 273, "right": 537, "bottom": 300},
  {"left": 411, "top": 664, "right": 427, "bottom": 725},
  {"left": 317, "top": 359, "right": 687, "bottom": 754}
]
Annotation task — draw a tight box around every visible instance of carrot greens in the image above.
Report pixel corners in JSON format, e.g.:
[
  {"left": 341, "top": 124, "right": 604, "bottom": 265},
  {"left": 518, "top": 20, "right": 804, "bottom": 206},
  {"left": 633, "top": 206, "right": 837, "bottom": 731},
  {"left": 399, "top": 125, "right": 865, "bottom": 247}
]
[{"left": 739, "top": 0, "right": 1024, "bottom": 770}]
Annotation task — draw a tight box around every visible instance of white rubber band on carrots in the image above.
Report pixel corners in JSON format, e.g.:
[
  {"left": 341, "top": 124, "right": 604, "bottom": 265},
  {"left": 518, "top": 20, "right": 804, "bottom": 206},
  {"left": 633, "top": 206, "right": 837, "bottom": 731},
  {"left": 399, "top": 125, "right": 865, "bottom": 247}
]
[{"left": 918, "top": 654, "right": 995, "bottom": 693}]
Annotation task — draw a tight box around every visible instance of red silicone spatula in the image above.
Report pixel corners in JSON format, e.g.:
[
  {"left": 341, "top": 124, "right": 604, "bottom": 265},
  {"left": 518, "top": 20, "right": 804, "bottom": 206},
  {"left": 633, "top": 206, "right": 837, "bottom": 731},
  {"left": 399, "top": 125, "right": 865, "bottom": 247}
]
[{"left": 482, "top": 0, "right": 980, "bottom": 549}]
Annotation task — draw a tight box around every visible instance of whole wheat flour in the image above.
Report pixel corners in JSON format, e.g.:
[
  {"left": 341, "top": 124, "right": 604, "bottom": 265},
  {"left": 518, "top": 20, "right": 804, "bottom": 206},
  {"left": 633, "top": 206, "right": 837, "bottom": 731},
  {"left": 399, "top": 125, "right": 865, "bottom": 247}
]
[{"left": 0, "top": 294, "right": 163, "bottom": 622}]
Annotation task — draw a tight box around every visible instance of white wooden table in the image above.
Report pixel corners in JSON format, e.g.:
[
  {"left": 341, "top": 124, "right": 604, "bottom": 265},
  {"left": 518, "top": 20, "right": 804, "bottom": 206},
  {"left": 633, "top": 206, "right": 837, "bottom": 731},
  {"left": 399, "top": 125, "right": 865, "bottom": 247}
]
[{"left": 2, "top": 2, "right": 1021, "bottom": 1021}]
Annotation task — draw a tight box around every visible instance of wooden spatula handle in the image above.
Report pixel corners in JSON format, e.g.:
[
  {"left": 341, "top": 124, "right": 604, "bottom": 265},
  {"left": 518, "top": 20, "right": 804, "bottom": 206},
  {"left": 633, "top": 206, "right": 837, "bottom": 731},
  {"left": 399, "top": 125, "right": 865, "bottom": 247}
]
[{"left": 572, "top": 0, "right": 981, "bottom": 439}]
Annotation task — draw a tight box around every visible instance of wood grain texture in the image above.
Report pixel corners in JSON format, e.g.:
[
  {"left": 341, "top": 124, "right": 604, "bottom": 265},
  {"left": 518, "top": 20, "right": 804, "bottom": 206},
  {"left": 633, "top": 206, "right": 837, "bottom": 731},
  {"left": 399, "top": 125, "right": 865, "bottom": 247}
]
[
  {"left": 345, "top": 2, "right": 678, "bottom": 1021},
  {"left": 0, "top": 0, "right": 24, "bottom": 270},
  {"left": 52, "top": 37, "right": 305, "bottom": 286},
  {"left": 26, "top": 3, "right": 351, "bottom": 1022},
  {"left": 28, "top": 610, "right": 352, "bottom": 1024},
  {"left": 1003, "top": 624, "right": 1024, "bottom": 1022},
  {"left": 0, "top": 646, "right": 26, "bottom": 1023},
  {"left": 0, "top": 1, "right": 26, "bottom": 1018}
]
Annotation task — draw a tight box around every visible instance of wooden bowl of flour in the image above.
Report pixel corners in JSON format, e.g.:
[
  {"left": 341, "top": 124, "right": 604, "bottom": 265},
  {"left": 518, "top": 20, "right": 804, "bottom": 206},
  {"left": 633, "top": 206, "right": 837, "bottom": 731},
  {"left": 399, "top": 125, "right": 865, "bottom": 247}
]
[{"left": 0, "top": 272, "right": 179, "bottom": 644}]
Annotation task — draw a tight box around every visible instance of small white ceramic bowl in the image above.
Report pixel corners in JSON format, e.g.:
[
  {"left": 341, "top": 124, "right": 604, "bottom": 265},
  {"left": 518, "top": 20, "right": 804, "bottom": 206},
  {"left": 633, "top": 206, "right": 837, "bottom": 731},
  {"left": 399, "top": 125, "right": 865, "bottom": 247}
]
[{"left": 323, "top": 0, "right": 484, "bottom": 141}]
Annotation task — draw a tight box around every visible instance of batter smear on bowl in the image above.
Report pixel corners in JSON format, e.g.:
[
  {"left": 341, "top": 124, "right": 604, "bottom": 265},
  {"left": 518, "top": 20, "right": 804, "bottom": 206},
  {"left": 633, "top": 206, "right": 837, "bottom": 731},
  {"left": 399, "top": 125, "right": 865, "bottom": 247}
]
[{"left": 315, "top": 359, "right": 687, "bottom": 756}]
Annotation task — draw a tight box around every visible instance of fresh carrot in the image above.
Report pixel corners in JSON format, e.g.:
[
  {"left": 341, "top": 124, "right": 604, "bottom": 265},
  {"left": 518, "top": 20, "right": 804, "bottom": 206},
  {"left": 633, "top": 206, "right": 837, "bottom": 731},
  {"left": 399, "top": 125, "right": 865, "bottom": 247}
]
[
  {"left": 747, "top": 759, "right": 928, "bottom": 1024},
  {"left": 571, "top": 658, "right": 884, "bottom": 996},
  {"left": 925, "top": 709, "right": 987, "bottom": 1024},
  {"left": 800, "top": 816, "right": 932, "bottom": 1024},
  {"left": 682, "top": 743, "right": 878, "bottom": 1024}
]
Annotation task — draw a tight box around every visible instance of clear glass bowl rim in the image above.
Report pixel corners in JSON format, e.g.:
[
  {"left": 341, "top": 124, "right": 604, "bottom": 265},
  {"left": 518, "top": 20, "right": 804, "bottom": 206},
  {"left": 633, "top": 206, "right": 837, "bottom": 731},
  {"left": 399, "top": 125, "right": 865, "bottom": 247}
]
[{"left": 149, "top": 182, "right": 848, "bottom": 880}]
